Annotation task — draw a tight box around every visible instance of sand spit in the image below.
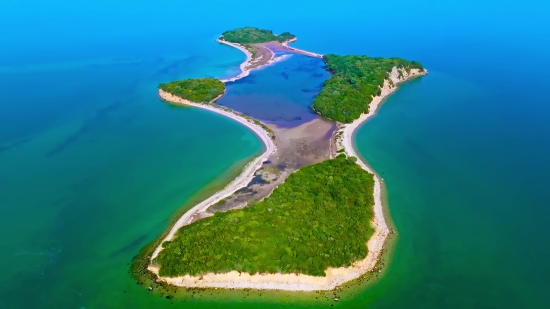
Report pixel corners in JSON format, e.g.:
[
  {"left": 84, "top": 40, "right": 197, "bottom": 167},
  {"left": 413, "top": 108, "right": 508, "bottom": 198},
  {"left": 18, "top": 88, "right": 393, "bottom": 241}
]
[
  {"left": 218, "top": 39, "right": 290, "bottom": 83},
  {"left": 281, "top": 38, "right": 324, "bottom": 58},
  {"left": 268, "top": 118, "right": 335, "bottom": 167},
  {"left": 148, "top": 67, "right": 427, "bottom": 291},
  {"left": 151, "top": 90, "right": 276, "bottom": 260},
  {"left": 208, "top": 118, "right": 335, "bottom": 214}
]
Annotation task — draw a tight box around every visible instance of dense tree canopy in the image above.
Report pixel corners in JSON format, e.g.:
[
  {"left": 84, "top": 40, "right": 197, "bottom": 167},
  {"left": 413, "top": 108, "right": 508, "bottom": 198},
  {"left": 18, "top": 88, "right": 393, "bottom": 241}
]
[
  {"left": 155, "top": 155, "right": 375, "bottom": 277},
  {"left": 159, "top": 78, "right": 225, "bottom": 103},
  {"left": 221, "top": 27, "right": 295, "bottom": 44},
  {"left": 312, "top": 54, "right": 424, "bottom": 123}
]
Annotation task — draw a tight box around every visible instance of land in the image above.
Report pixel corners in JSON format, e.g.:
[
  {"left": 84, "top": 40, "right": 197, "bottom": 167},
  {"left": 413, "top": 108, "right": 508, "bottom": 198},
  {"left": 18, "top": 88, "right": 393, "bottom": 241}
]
[
  {"left": 217, "top": 39, "right": 289, "bottom": 83},
  {"left": 153, "top": 89, "right": 276, "bottom": 255},
  {"left": 218, "top": 28, "right": 323, "bottom": 83},
  {"left": 134, "top": 27, "right": 427, "bottom": 292},
  {"left": 158, "top": 78, "right": 225, "bottom": 103},
  {"left": 155, "top": 155, "right": 374, "bottom": 277},
  {"left": 220, "top": 27, "right": 295, "bottom": 44},
  {"left": 209, "top": 118, "right": 335, "bottom": 213},
  {"left": 312, "top": 54, "right": 424, "bottom": 123},
  {"left": 281, "top": 37, "right": 323, "bottom": 58}
]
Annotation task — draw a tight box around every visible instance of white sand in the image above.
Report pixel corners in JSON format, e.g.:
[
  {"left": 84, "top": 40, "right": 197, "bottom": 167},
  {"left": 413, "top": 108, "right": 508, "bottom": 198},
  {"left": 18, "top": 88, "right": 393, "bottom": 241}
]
[
  {"left": 149, "top": 68, "right": 427, "bottom": 291},
  {"left": 281, "top": 38, "right": 324, "bottom": 58},
  {"left": 218, "top": 39, "right": 290, "bottom": 83},
  {"left": 337, "top": 67, "right": 428, "bottom": 286},
  {"left": 151, "top": 90, "right": 276, "bottom": 261}
]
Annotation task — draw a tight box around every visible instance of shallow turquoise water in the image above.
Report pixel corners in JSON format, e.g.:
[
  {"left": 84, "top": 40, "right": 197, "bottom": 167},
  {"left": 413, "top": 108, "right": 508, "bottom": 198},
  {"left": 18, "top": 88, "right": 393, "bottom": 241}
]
[
  {"left": 1, "top": 0, "right": 550, "bottom": 308},
  {"left": 0, "top": 25, "right": 263, "bottom": 308},
  {"left": 352, "top": 71, "right": 550, "bottom": 307}
]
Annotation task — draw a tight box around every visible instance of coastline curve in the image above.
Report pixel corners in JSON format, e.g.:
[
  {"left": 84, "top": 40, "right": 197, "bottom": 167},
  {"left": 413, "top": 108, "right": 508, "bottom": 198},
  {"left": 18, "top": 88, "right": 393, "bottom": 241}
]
[
  {"left": 147, "top": 68, "right": 427, "bottom": 291},
  {"left": 338, "top": 68, "right": 429, "bottom": 288},
  {"left": 281, "top": 37, "right": 324, "bottom": 58},
  {"left": 217, "top": 39, "right": 290, "bottom": 83},
  {"left": 151, "top": 89, "right": 277, "bottom": 260}
]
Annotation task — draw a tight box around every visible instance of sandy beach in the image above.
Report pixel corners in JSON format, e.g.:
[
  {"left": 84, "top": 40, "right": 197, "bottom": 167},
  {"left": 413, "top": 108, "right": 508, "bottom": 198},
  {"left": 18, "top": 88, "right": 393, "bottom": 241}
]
[
  {"left": 281, "top": 37, "right": 324, "bottom": 58},
  {"left": 218, "top": 39, "right": 290, "bottom": 83},
  {"left": 217, "top": 36, "right": 323, "bottom": 83},
  {"left": 209, "top": 117, "right": 336, "bottom": 214},
  {"left": 337, "top": 67, "right": 428, "bottom": 287},
  {"left": 151, "top": 90, "right": 276, "bottom": 260},
  {"left": 149, "top": 67, "right": 427, "bottom": 291}
]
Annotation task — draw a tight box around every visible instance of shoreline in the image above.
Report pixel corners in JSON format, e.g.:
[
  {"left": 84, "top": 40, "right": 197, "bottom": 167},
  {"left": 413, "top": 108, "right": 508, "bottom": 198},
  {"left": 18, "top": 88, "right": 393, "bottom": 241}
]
[
  {"left": 217, "top": 39, "right": 290, "bottom": 83},
  {"left": 281, "top": 37, "right": 324, "bottom": 58},
  {"left": 338, "top": 67, "right": 429, "bottom": 287},
  {"left": 148, "top": 68, "right": 427, "bottom": 291},
  {"left": 151, "top": 89, "right": 276, "bottom": 260}
]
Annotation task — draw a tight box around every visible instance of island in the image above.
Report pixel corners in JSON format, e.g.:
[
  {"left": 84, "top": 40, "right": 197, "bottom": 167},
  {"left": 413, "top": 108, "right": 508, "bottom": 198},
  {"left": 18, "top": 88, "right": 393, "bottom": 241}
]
[
  {"left": 133, "top": 27, "right": 427, "bottom": 293},
  {"left": 158, "top": 78, "right": 225, "bottom": 104},
  {"left": 220, "top": 27, "right": 296, "bottom": 44}
]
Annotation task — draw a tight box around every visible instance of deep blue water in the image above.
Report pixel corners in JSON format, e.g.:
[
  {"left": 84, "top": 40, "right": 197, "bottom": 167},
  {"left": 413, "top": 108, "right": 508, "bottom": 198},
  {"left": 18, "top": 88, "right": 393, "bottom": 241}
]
[{"left": 1, "top": 0, "right": 550, "bottom": 308}]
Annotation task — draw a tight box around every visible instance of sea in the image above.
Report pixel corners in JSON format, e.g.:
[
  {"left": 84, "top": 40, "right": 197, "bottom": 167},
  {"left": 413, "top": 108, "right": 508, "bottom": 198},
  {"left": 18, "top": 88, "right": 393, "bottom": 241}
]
[{"left": 1, "top": 0, "right": 549, "bottom": 308}]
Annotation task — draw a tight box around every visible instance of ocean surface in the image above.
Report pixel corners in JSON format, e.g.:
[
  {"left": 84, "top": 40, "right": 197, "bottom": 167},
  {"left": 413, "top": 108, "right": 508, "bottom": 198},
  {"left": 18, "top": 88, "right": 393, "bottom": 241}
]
[
  {"left": 218, "top": 53, "right": 329, "bottom": 128},
  {"left": 1, "top": 0, "right": 549, "bottom": 308}
]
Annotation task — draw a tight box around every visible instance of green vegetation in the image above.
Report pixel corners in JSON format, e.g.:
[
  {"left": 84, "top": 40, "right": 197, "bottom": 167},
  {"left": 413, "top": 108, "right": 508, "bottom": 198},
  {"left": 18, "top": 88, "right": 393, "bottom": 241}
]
[
  {"left": 142, "top": 31, "right": 426, "bottom": 288},
  {"left": 154, "top": 155, "right": 374, "bottom": 277},
  {"left": 221, "top": 27, "right": 295, "bottom": 44},
  {"left": 242, "top": 44, "right": 257, "bottom": 59},
  {"left": 159, "top": 78, "right": 225, "bottom": 103},
  {"left": 312, "top": 54, "right": 424, "bottom": 123}
]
